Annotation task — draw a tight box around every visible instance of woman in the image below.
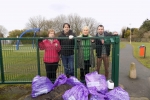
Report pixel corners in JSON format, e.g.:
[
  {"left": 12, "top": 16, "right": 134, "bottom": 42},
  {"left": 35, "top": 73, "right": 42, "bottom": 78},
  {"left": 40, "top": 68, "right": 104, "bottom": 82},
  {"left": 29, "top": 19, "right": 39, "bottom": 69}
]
[
  {"left": 38, "top": 29, "right": 61, "bottom": 81},
  {"left": 77, "top": 26, "right": 95, "bottom": 81},
  {"left": 58, "top": 23, "right": 76, "bottom": 77}
]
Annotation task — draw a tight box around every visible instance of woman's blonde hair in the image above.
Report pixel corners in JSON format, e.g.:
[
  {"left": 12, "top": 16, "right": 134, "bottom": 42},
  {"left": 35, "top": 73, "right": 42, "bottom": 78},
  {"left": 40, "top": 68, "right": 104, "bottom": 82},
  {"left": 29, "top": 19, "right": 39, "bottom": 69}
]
[
  {"left": 48, "top": 29, "right": 55, "bottom": 35},
  {"left": 82, "top": 26, "right": 89, "bottom": 31}
]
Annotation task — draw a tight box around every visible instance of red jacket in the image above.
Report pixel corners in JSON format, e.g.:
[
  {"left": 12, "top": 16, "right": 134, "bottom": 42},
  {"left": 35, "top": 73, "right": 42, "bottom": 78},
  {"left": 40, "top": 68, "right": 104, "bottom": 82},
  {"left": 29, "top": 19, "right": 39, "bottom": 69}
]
[{"left": 39, "top": 39, "right": 61, "bottom": 63}]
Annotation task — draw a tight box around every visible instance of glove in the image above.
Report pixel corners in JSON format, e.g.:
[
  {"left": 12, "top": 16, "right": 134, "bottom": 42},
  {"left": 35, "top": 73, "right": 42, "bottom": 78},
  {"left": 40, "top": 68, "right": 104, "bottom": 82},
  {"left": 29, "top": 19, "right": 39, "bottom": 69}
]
[{"left": 69, "top": 35, "right": 74, "bottom": 39}]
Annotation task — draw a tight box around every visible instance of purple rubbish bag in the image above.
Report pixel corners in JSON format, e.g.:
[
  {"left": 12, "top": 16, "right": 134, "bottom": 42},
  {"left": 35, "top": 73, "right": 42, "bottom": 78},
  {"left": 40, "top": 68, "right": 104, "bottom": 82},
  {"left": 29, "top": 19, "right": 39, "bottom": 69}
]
[
  {"left": 53, "top": 74, "right": 67, "bottom": 88},
  {"left": 89, "top": 87, "right": 106, "bottom": 100},
  {"left": 85, "top": 71, "right": 108, "bottom": 94},
  {"left": 31, "top": 75, "right": 54, "bottom": 98},
  {"left": 105, "top": 87, "right": 129, "bottom": 100},
  {"left": 62, "top": 84, "right": 89, "bottom": 100},
  {"left": 66, "top": 76, "right": 83, "bottom": 86}
]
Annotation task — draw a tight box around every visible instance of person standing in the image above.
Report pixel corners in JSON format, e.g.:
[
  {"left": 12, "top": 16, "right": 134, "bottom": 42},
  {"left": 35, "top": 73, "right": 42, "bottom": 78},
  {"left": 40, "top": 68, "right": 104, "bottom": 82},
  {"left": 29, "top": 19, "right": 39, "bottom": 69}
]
[
  {"left": 95, "top": 25, "right": 118, "bottom": 79},
  {"left": 58, "top": 23, "right": 76, "bottom": 77},
  {"left": 38, "top": 29, "right": 61, "bottom": 81},
  {"left": 77, "top": 26, "right": 95, "bottom": 81}
]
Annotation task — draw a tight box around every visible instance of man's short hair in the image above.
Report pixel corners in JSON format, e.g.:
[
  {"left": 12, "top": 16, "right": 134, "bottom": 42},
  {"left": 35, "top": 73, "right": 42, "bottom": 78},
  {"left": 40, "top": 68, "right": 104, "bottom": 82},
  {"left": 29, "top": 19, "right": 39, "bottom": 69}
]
[{"left": 97, "top": 25, "right": 104, "bottom": 29}]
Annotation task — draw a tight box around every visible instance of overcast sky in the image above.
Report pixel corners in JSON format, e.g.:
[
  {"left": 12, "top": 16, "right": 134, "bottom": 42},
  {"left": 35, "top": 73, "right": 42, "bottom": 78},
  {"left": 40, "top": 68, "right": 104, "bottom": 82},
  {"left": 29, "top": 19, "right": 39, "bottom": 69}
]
[{"left": 0, "top": 0, "right": 150, "bottom": 34}]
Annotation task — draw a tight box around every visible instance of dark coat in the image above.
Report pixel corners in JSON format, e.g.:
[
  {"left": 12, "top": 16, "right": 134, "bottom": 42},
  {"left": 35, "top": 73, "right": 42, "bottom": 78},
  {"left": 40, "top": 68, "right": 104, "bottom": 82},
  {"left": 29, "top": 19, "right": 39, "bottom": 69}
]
[
  {"left": 77, "top": 34, "right": 95, "bottom": 69},
  {"left": 95, "top": 32, "right": 111, "bottom": 58},
  {"left": 58, "top": 30, "right": 76, "bottom": 56}
]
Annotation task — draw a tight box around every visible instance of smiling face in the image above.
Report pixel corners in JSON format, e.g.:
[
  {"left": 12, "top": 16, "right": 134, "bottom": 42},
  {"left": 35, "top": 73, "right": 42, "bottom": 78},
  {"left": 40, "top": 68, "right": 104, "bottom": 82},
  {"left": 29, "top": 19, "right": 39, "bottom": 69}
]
[
  {"left": 82, "top": 26, "right": 89, "bottom": 36},
  {"left": 63, "top": 23, "right": 70, "bottom": 34},
  {"left": 48, "top": 32, "right": 55, "bottom": 38},
  {"left": 97, "top": 26, "right": 104, "bottom": 34}
]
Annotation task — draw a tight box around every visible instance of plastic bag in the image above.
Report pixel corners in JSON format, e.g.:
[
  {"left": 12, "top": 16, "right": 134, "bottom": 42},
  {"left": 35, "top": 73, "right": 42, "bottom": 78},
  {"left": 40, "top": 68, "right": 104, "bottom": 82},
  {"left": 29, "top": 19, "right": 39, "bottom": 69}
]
[
  {"left": 85, "top": 71, "right": 108, "bottom": 94},
  {"left": 105, "top": 87, "right": 129, "bottom": 100},
  {"left": 89, "top": 87, "right": 106, "bottom": 100},
  {"left": 62, "top": 84, "right": 89, "bottom": 100},
  {"left": 66, "top": 76, "right": 83, "bottom": 86},
  {"left": 31, "top": 75, "right": 54, "bottom": 98},
  {"left": 53, "top": 74, "right": 67, "bottom": 88}
]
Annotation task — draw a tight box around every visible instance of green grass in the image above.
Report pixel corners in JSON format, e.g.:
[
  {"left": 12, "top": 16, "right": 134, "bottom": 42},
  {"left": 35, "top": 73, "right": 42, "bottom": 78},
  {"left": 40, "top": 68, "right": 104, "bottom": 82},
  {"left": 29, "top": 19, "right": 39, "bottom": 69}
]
[
  {"left": 120, "top": 42, "right": 126, "bottom": 49},
  {"left": 131, "top": 42, "right": 150, "bottom": 69}
]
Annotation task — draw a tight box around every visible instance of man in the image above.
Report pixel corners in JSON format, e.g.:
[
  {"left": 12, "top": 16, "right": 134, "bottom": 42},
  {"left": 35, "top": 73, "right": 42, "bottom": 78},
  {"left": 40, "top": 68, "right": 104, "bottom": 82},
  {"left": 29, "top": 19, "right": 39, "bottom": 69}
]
[{"left": 95, "top": 25, "right": 118, "bottom": 79}]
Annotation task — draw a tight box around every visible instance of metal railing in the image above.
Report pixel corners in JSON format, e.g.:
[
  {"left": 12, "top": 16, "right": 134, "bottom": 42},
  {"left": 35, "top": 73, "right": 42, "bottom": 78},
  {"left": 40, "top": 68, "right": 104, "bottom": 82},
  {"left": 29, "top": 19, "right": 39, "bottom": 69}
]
[{"left": 0, "top": 36, "right": 120, "bottom": 86}]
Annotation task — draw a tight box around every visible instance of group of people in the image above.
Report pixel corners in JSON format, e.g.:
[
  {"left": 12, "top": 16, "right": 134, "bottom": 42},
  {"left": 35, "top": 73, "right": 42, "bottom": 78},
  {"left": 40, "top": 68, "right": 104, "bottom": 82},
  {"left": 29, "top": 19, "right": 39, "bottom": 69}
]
[{"left": 38, "top": 23, "right": 118, "bottom": 82}]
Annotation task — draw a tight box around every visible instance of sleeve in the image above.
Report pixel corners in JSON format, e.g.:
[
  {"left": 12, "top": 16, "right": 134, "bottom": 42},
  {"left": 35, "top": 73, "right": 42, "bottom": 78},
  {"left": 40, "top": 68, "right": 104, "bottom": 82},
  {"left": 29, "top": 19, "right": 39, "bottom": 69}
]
[
  {"left": 55, "top": 40, "right": 61, "bottom": 52},
  {"left": 38, "top": 40, "right": 45, "bottom": 50}
]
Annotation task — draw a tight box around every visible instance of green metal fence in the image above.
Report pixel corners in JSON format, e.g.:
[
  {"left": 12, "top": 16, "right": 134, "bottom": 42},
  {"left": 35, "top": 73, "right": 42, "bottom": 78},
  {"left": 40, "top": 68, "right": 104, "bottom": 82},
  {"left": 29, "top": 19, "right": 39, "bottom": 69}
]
[{"left": 0, "top": 36, "right": 120, "bottom": 86}]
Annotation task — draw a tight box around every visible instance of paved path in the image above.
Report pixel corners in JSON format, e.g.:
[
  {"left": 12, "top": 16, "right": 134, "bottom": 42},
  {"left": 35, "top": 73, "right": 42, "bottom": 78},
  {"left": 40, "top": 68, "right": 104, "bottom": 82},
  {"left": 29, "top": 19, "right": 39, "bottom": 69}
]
[{"left": 119, "top": 44, "right": 150, "bottom": 99}]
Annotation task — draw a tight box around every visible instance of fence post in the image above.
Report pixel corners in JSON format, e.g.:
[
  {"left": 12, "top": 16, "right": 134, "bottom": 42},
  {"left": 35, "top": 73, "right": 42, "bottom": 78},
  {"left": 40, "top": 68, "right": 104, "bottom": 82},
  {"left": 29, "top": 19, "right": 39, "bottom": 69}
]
[
  {"left": 74, "top": 38, "right": 77, "bottom": 77},
  {"left": 111, "top": 36, "right": 120, "bottom": 86},
  {"left": 0, "top": 40, "right": 5, "bottom": 83},
  {"left": 36, "top": 38, "right": 41, "bottom": 75}
]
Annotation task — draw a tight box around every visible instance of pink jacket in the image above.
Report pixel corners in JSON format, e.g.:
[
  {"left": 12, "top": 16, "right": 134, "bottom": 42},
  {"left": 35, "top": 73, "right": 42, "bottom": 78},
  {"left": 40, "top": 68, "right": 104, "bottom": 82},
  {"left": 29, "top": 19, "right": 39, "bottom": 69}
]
[{"left": 39, "top": 39, "right": 61, "bottom": 63}]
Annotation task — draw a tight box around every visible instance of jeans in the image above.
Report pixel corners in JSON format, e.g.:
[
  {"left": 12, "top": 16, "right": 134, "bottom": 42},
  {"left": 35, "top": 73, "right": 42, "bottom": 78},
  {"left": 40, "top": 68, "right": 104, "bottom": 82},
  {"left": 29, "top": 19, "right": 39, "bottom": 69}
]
[{"left": 61, "top": 55, "right": 74, "bottom": 76}]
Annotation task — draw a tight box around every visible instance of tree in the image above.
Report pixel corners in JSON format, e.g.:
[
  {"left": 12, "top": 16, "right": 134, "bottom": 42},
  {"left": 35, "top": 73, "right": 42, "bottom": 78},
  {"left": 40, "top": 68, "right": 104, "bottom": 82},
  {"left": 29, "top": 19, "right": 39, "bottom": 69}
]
[
  {"left": 0, "top": 25, "right": 7, "bottom": 37},
  {"left": 26, "top": 15, "right": 46, "bottom": 31},
  {"left": 83, "top": 17, "right": 99, "bottom": 35},
  {"left": 140, "top": 19, "right": 150, "bottom": 32},
  {"left": 121, "top": 28, "right": 126, "bottom": 38},
  {"left": 53, "top": 14, "right": 67, "bottom": 33},
  {"left": 67, "top": 14, "right": 83, "bottom": 35},
  {"left": 132, "top": 28, "right": 139, "bottom": 35},
  {"left": 124, "top": 30, "right": 130, "bottom": 38}
]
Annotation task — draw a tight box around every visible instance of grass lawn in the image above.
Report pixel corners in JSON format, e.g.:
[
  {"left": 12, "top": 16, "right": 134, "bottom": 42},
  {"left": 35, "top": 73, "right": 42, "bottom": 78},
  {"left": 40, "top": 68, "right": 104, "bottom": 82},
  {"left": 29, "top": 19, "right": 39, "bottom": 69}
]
[{"left": 131, "top": 42, "right": 150, "bottom": 69}]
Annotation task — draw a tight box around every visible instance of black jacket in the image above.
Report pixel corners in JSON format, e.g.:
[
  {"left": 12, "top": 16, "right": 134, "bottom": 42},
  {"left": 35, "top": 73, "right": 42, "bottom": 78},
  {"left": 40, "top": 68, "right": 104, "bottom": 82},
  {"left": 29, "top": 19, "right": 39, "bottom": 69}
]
[
  {"left": 95, "top": 32, "right": 111, "bottom": 57},
  {"left": 58, "top": 30, "right": 76, "bottom": 56}
]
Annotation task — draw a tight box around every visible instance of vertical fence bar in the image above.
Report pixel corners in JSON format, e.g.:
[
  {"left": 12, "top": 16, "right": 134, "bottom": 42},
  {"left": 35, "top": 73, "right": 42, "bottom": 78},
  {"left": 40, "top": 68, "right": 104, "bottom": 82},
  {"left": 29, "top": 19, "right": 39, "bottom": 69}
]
[
  {"left": 36, "top": 38, "right": 41, "bottom": 75},
  {"left": 0, "top": 40, "right": 5, "bottom": 83},
  {"left": 74, "top": 38, "right": 77, "bottom": 77},
  {"left": 111, "top": 36, "right": 120, "bottom": 86},
  {"left": 114, "top": 36, "right": 120, "bottom": 86}
]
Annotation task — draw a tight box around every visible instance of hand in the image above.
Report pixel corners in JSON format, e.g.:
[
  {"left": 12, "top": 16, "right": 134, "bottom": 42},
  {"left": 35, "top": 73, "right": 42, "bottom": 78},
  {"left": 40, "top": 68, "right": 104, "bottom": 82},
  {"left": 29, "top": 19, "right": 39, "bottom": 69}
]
[
  {"left": 55, "top": 43, "right": 58, "bottom": 47},
  {"left": 101, "top": 39, "right": 104, "bottom": 44},
  {"left": 113, "top": 31, "right": 118, "bottom": 35},
  {"left": 69, "top": 35, "right": 74, "bottom": 39},
  {"left": 91, "top": 39, "right": 94, "bottom": 43}
]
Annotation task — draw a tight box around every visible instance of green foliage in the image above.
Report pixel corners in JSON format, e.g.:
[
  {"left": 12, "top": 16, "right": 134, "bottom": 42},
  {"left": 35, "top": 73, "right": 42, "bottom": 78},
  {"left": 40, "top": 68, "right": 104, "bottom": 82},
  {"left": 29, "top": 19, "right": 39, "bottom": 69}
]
[
  {"left": 140, "top": 19, "right": 150, "bottom": 32},
  {"left": 121, "top": 28, "right": 126, "bottom": 38},
  {"left": 124, "top": 29, "right": 130, "bottom": 38},
  {"left": 132, "top": 28, "right": 139, "bottom": 35}
]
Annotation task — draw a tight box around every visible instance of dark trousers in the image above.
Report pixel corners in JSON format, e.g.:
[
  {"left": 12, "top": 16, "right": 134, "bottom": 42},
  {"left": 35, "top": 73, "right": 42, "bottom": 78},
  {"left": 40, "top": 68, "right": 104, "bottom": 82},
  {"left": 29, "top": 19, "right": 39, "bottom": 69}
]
[
  {"left": 80, "top": 60, "right": 90, "bottom": 81},
  {"left": 44, "top": 62, "right": 58, "bottom": 82}
]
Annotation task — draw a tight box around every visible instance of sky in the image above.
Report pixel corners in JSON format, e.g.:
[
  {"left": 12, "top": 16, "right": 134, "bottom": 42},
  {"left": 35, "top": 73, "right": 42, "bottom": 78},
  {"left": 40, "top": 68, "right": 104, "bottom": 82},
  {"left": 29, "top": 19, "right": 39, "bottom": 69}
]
[{"left": 0, "top": 0, "right": 150, "bottom": 35}]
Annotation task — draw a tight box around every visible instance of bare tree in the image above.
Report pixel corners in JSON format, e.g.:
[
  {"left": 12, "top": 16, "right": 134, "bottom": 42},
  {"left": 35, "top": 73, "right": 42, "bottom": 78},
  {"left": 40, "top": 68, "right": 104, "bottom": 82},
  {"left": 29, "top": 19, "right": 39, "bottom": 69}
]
[
  {"left": 26, "top": 15, "right": 46, "bottom": 30},
  {"left": 53, "top": 14, "right": 67, "bottom": 33},
  {"left": 83, "top": 17, "right": 99, "bottom": 35},
  {"left": 67, "top": 14, "right": 83, "bottom": 35},
  {"left": 0, "top": 25, "right": 7, "bottom": 37},
  {"left": 43, "top": 19, "right": 54, "bottom": 31}
]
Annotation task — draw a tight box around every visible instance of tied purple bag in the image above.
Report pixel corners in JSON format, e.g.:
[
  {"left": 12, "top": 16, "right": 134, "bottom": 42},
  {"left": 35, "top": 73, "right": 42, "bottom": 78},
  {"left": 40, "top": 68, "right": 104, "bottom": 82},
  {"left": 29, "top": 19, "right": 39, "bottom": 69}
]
[
  {"left": 89, "top": 87, "right": 106, "bottom": 100},
  {"left": 53, "top": 74, "right": 67, "bottom": 88},
  {"left": 31, "top": 75, "right": 54, "bottom": 98},
  {"left": 62, "top": 84, "right": 89, "bottom": 100},
  {"left": 105, "top": 87, "right": 129, "bottom": 100},
  {"left": 85, "top": 71, "right": 108, "bottom": 94},
  {"left": 66, "top": 76, "right": 83, "bottom": 86}
]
